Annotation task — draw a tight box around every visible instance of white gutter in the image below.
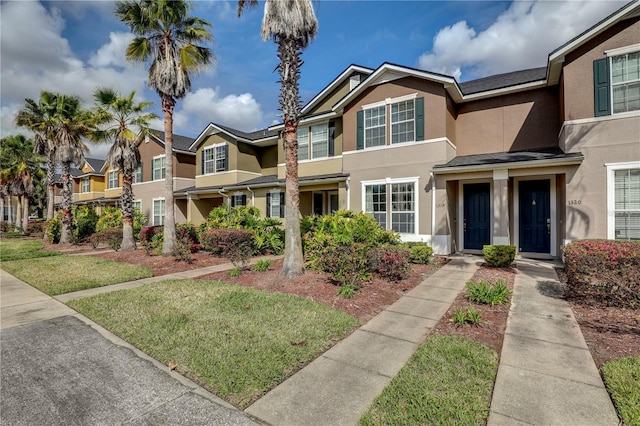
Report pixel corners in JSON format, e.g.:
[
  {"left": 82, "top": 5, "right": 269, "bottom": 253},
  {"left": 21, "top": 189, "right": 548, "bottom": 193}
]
[
  {"left": 346, "top": 177, "right": 351, "bottom": 211},
  {"left": 218, "top": 190, "right": 228, "bottom": 205},
  {"left": 247, "top": 186, "right": 255, "bottom": 206},
  {"left": 430, "top": 172, "right": 436, "bottom": 246}
]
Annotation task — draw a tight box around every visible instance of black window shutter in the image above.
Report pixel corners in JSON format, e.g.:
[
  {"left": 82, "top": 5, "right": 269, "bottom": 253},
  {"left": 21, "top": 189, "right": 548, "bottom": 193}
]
[
  {"left": 415, "top": 97, "right": 424, "bottom": 141},
  {"left": 266, "top": 193, "right": 271, "bottom": 218},
  {"left": 593, "top": 58, "right": 611, "bottom": 117},
  {"left": 356, "top": 110, "right": 364, "bottom": 150},
  {"left": 279, "top": 192, "right": 285, "bottom": 218},
  {"left": 241, "top": 194, "right": 247, "bottom": 206},
  {"left": 223, "top": 145, "right": 229, "bottom": 171},
  {"left": 231, "top": 195, "right": 236, "bottom": 208},
  {"left": 328, "top": 121, "right": 335, "bottom": 156},
  {"left": 201, "top": 150, "right": 205, "bottom": 174}
]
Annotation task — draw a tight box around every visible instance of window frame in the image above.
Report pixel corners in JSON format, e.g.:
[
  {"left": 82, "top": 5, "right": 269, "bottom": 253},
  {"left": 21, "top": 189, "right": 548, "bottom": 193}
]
[
  {"left": 611, "top": 51, "right": 640, "bottom": 114},
  {"left": 81, "top": 177, "right": 90, "bottom": 193},
  {"left": 202, "top": 144, "right": 228, "bottom": 174},
  {"left": 107, "top": 170, "right": 119, "bottom": 189},
  {"left": 267, "top": 190, "right": 285, "bottom": 219},
  {"left": 362, "top": 177, "right": 419, "bottom": 235},
  {"left": 152, "top": 155, "right": 166, "bottom": 181},
  {"left": 133, "top": 164, "right": 143, "bottom": 183},
  {"left": 364, "top": 105, "right": 386, "bottom": 149},
  {"left": 607, "top": 161, "right": 640, "bottom": 240},
  {"left": 152, "top": 198, "right": 165, "bottom": 226},
  {"left": 391, "top": 99, "right": 416, "bottom": 144}
]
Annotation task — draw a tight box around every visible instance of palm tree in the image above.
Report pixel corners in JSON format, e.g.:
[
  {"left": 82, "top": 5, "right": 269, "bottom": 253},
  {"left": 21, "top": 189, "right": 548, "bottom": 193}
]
[
  {"left": 15, "top": 91, "right": 60, "bottom": 222},
  {"left": 238, "top": 0, "right": 318, "bottom": 278},
  {"left": 91, "top": 88, "right": 157, "bottom": 250},
  {"left": 115, "top": 0, "right": 213, "bottom": 254},
  {"left": 0, "top": 135, "right": 43, "bottom": 232},
  {"left": 53, "top": 95, "right": 93, "bottom": 244}
]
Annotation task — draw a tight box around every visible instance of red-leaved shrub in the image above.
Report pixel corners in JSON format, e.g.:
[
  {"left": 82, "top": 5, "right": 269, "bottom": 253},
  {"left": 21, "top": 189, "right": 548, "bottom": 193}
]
[
  {"left": 564, "top": 239, "right": 640, "bottom": 308},
  {"left": 201, "top": 228, "right": 254, "bottom": 268},
  {"left": 370, "top": 245, "right": 411, "bottom": 282}
]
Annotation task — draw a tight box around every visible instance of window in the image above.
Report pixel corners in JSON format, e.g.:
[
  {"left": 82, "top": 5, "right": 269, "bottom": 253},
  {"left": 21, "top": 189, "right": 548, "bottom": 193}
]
[
  {"left": 267, "top": 191, "right": 285, "bottom": 218},
  {"left": 133, "top": 200, "right": 142, "bottom": 212},
  {"left": 609, "top": 166, "right": 640, "bottom": 240},
  {"left": 364, "top": 106, "right": 386, "bottom": 148},
  {"left": 152, "top": 156, "right": 166, "bottom": 180},
  {"left": 81, "top": 177, "right": 90, "bottom": 193},
  {"left": 153, "top": 198, "right": 165, "bottom": 226},
  {"left": 133, "top": 164, "right": 143, "bottom": 183},
  {"left": 297, "top": 123, "right": 330, "bottom": 161},
  {"left": 203, "top": 145, "right": 228, "bottom": 174},
  {"left": 364, "top": 180, "right": 417, "bottom": 234},
  {"left": 231, "top": 193, "right": 247, "bottom": 207},
  {"left": 108, "top": 170, "right": 119, "bottom": 189},
  {"left": 612, "top": 52, "right": 640, "bottom": 114},
  {"left": 391, "top": 100, "right": 415, "bottom": 144},
  {"left": 298, "top": 127, "right": 309, "bottom": 161}
]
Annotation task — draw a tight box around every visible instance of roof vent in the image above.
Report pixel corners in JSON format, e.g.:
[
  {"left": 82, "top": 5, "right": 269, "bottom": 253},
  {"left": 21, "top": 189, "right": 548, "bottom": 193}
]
[{"left": 349, "top": 75, "right": 361, "bottom": 91}]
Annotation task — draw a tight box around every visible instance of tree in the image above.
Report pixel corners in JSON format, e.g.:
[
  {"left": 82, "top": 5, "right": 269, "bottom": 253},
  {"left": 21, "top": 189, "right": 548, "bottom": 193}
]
[
  {"left": 115, "top": 0, "right": 213, "bottom": 254},
  {"left": 53, "top": 95, "right": 93, "bottom": 244},
  {"left": 15, "top": 91, "right": 61, "bottom": 222},
  {"left": 91, "top": 88, "right": 157, "bottom": 250},
  {"left": 0, "top": 135, "right": 43, "bottom": 232},
  {"left": 238, "top": 0, "right": 318, "bottom": 278}
]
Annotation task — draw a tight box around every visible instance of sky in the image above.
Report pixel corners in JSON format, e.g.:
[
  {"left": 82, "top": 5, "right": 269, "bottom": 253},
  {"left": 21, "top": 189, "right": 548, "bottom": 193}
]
[{"left": 0, "top": 0, "right": 630, "bottom": 159}]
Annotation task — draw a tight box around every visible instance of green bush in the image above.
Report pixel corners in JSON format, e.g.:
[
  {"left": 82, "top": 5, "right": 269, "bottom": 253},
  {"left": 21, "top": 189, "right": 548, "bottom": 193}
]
[
  {"left": 318, "top": 243, "right": 371, "bottom": 292},
  {"left": 253, "top": 259, "right": 272, "bottom": 272},
  {"left": 482, "top": 245, "right": 516, "bottom": 267},
  {"left": 370, "top": 245, "right": 411, "bottom": 282},
  {"left": 601, "top": 356, "right": 640, "bottom": 425},
  {"left": 171, "top": 225, "right": 196, "bottom": 263},
  {"left": 450, "top": 306, "right": 483, "bottom": 325},
  {"left": 406, "top": 244, "right": 433, "bottom": 264},
  {"left": 95, "top": 207, "right": 146, "bottom": 238},
  {"left": 139, "top": 226, "right": 163, "bottom": 255},
  {"left": 564, "top": 239, "right": 640, "bottom": 308},
  {"left": 467, "top": 280, "right": 512, "bottom": 305},
  {"left": 202, "top": 228, "right": 254, "bottom": 270},
  {"left": 46, "top": 217, "right": 61, "bottom": 244},
  {"left": 73, "top": 205, "right": 99, "bottom": 242}
]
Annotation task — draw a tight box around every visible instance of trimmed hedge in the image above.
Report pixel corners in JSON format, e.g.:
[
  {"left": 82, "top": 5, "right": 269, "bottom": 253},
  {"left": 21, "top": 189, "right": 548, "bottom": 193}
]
[
  {"left": 482, "top": 245, "right": 516, "bottom": 267},
  {"left": 564, "top": 239, "right": 640, "bottom": 308}
]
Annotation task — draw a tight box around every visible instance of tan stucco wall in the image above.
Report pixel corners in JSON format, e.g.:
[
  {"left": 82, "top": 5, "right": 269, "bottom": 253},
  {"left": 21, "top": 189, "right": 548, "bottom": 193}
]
[
  {"left": 196, "top": 171, "right": 262, "bottom": 188},
  {"left": 455, "top": 88, "right": 560, "bottom": 156},
  {"left": 562, "top": 17, "right": 640, "bottom": 121},
  {"left": 278, "top": 157, "right": 343, "bottom": 179},
  {"left": 308, "top": 71, "right": 370, "bottom": 114}
]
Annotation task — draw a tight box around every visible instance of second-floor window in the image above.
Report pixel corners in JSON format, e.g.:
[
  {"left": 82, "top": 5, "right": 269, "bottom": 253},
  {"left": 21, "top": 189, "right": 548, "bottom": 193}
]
[
  {"left": 364, "top": 106, "right": 386, "bottom": 148},
  {"left": 612, "top": 51, "right": 640, "bottom": 114},
  {"left": 133, "top": 164, "right": 143, "bottom": 183},
  {"left": 203, "top": 145, "right": 228, "bottom": 174},
  {"left": 391, "top": 100, "right": 415, "bottom": 144},
  {"left": 81, "top": 177, "right": 90, "bottom": 193},
  {"left": 357, "top": 96, "right": 424, "bottom": 150},
  {"left": 152, "top": 156, "right": 166, "bottom": 181},
  {"left": 108, "top": 170, "right": 119, "bottom": 189},
  {"left": 297, "top": 123, "right": 332, "bottom": 161}
]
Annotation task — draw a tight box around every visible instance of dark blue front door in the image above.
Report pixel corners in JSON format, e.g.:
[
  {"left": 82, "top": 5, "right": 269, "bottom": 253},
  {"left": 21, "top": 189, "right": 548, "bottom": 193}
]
[
  {"left": 519, "top": 180, "right": 550, "bottom": 253},
  {"left": 463, "top": 183, "right": 490, "bottom": 250}
]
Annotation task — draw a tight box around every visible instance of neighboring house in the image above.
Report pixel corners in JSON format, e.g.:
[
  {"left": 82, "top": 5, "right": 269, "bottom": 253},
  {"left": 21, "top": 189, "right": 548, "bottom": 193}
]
[
  {"left": 180, "top": 1, "right": 638, "bottom": 258},
  {"left": 73, "top": 158, "right": 106, "bottom": 210}
]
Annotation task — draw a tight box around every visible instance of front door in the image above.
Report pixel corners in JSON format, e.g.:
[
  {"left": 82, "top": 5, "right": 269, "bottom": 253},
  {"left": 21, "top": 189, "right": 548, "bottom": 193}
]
[
  {"left": 519, "top": 180, "right": 550, "bottom": 253},
  {"left": 463, "top": 183, "right": 490, "bottom": 250}
]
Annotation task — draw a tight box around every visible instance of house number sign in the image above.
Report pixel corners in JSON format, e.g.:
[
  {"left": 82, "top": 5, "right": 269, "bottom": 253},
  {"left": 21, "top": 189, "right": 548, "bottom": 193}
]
[{"left": 568, "top": 200, "right": 582, "bottom": 205}]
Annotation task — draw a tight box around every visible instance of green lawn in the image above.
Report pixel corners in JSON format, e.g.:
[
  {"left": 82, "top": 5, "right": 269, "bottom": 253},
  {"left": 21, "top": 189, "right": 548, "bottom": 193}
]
[
  {"left": 68, "top": 279, "right": 360, "bottom": 409},
  {"left": 360, "top": 335, "right": 498, "bottom": 426},
  {"left": 1, "top": 255, "right": 153, "bottom": 295},
  {"left": 0, "top": 239, "right": 61, "bottom": 261},
  {"left": 602, "top": 356, "right": 640, "bottom": 426}
]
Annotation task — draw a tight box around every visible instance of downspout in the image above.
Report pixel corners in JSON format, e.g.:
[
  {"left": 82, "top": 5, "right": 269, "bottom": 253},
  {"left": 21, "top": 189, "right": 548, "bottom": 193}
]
[
  {"left": 218, "top": 190, "right": 228, "bottom": 206},
  {"left": 346, "top": 178, "right": 351, "bottom": 211},
  {"left": 247, "top": 187, "right": 255, "bottom": 206},
  {"left": 430, "top": 172, "right": 436, "bottom": 247}
]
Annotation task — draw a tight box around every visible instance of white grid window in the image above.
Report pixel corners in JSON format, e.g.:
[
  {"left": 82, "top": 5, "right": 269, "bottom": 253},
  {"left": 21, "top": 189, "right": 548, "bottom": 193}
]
[
  {"left": 364, "top": 180, "right": 416, "bottom": 234},
  {"left": 203, "top": 147, "right": 215, "bottom": 174},
  {"left": 391, "top": 182, "right": 415, "bottom": 233},
  {"left": 311, "top": 123, "right": 329, "bottom": 159},
  {"left": 133, "top": 200, "right": 142, "bottom": 211},
  {"left": 365, "top": 184, "right": 387, "bottom": 229},
  {"left": 612, "top": 52, "right": 640, "bottom": 114},
  {"left": 81, "top": 177, "right": 90, "bottom": 193},
  {"left": 133, "top": 165, "right": 142, "bottom": 183},
  {"left": 203, "top": 145, "right": 227, "bottom": 174},
  {"left": 153, "top": 198, "right": 165, "bottom": 226},
  {"left": 391, "top": 100, "right": 415, "bottom": 144},
  {"left": 108, "top": 170, "right": 119, "bottom": 189},
  {"left": 614, "top": 168, "right": 640, "bottom": 240},
  {"left": 364, "top": 106, "right": 386, "bottom": 148},
  {"left": 152, "top": 156, "right": 166, "bottom": 181},
  {"left": 298, "top": 127, "right": 309, "bottom": 161},
  {"left": 215, "top": 145, "right": 227, "bottom": 172}
]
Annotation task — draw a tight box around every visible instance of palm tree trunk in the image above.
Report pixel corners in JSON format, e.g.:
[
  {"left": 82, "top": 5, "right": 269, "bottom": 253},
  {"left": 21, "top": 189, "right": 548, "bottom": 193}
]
[
  {"left": 120, "top": 173, "right": 136, "bottom": 251},
  {"left": 22, "top": 198, "right": 29, "bottom": 232},
  {"left": 0, "top": 196, "right": 5, "bottom": 224},
  {"left": 46, "top": 157, "right": 56, "bottom": 220},
  {"left": 15, "top": 195, "right": 23, "bottom": 231},
  {"left": 161, "top": 97, "right": 176, "bottom": 255},
  {"left": 278, "top": 36, "right": 304, "bottom": 278},
  {"left": 59, "top": 162, "right": 73, "bottom": 244}
]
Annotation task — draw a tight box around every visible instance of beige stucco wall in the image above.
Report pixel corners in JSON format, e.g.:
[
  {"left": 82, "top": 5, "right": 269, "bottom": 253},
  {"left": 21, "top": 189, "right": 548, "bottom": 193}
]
[
  {"left": 278, "top": 157, "right": 343, "bottom": 179},
  {"left": 455, "top": 88, "right": 560, "bottom": 156},
  {"left": 308, "top": 71, "right": 370, "bottom": 114},
  {"left": 132, "top": 177, "right": 194, "bottom": 225},
  {"left": 562, "top": 17, "right": 640, "bottom": 121},
  {"left": 196, "top": 171, "right": 262, "bottom": 188}
]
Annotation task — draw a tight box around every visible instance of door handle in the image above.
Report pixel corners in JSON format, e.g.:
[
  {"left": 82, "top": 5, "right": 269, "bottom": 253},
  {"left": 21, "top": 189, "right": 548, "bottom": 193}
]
[
  {"left": 463, "top": 219, "right": 467, "bottom": 232},
  {"left": 547, "top": 218, "right": 551, "bottom": 234}
]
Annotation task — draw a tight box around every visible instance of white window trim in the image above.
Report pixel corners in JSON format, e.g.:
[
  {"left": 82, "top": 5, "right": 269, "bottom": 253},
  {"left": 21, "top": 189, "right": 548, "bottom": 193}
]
[
  {"left": 361, "top": 93, "right": 418, "bottom": 110},
  {"left": 269, "top": 189, "right": 282, "bottom": 218},
  {"left": 605, "top": 43, "right": 640, "bottom": 57},
  {"left": 151, "top": 155, "right": 166, "bottom": 181},
  {"left": 608, "top": 48, "right": 640, "bottom": 115},
  {"left": 361, "top": 177, "right": 419, "bottom": 236},
  {"left": 81, "top": 177, "right": 90, "bottom": 193},
  {"left": 391, "top": 98, "right": 416, "bottom": 145},
  {"left": 133, "top": 199, "right": 142, "bottom": 211},
  {"left": 202, "top": 143, "right": 227, "bottom": 175},
  {"left": 107, "top": 170, "right": 119, "bottom": 189},
  {"left": 606, "top": 161, "right": 640, "bottom": 239},
  {"left": 152, "top": 197, "right": 165, "bottom": 226}
]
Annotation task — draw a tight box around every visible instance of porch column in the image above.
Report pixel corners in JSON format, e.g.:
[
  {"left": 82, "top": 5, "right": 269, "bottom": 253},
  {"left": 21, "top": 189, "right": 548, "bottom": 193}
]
[{"left": 493, "top": 169, "right": 510, "bottom": 245}]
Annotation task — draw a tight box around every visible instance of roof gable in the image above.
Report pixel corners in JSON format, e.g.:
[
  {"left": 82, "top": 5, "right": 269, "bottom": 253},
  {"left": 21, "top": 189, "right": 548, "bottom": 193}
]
[
  {"left": 301, "top": 64, "right": 373, "bottom": 115},
  {"left": 189, "top": 123, "right": 278, "bottom": 151}
]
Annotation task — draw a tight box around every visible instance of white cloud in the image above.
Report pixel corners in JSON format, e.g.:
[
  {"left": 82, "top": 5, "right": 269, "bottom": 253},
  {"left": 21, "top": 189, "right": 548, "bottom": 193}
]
[
  {"left": 417, "top": 0, "right": 628, "bottom": 81},
  {"left": 174, "top": 87, "right": 264, "bottom": 132},
  {"left": 89, "top": 32, "right": 135, "bottom": 69}
]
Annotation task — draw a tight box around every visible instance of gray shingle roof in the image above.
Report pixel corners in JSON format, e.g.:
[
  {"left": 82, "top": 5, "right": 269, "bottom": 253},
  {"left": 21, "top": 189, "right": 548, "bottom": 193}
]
[
  {"left": 459, "top": 67, "right": 548, "bottom": 95},
  {"left": 433, "top": 148, "right": 583, "bottom": 170},
  {"left": 84, "top": 157, "right": 105, "bottom": 172},
  {"left": 214, "top": 123, "right": 279, "bottom": 141},
  {"left": 149, "top": 129, "right": 196, "bottom": 152}
]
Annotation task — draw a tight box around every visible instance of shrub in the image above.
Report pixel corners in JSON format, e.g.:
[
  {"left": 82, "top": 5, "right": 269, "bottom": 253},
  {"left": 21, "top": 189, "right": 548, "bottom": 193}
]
[
  {"left": 171, "top": 226, "right": 196, "bottom": 263},
  {"left": 564, "top": 239, "right": 640, "bottom": 308},
  {"left": 467, "top": 280, "right": 512, "bottom": 305},
  {"left": 176, "top": 222, "right": 199, "bottom": 244},
  {"left": 202, "top": 228, "right": 254, "bottom": 269},
  {"left": 253, "top": 259, "right": 272, "bottom": 272},
  {"left": 73, "top": 205, "right": 99, "bottom": 242},
  {"left": 27, "top": 221, "right": 46, "bottom": 237},
  {"left": 482, "top": 245, "right": 516, "bottom": 267},
  {"left": 46, "top": 217, "right": 61, "bottom": 244},
  {"left": 95, "top": 227, "right": 123, "bottom": 251},
  {"left": 318, "top": 243, "right": 371, "bottom": 291},
  {"left": 139, "top": 226, "right": 163, "bottom": 255},
  {"left": 451, "top": 306, "right": 483, "bottom": 326},
  {"left": 405, "top": 244, "right": 433, "bottom": 264},
  {"left": 96, "top": 207, "right": 147, "bottom": 238},
  {"left": 370, "top": 245, "right": 411, "bottom": 282}
]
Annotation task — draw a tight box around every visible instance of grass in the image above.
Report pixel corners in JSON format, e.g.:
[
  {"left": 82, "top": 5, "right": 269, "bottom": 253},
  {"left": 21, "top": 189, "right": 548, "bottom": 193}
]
[
  {"left": 68, "top": 279, "right": 360, "bottom": 409},
  {"left": 0, "top": 239, "right": 61, "bottom": 261},
  {"left": 1, "top": 255, "right": 153, "bottom": 295},
  {"left": 601, "top": 357, "right": 640, "bottom": 426},
  {"left": 360, "top": 335, "right": 498, "bottom": 426}
]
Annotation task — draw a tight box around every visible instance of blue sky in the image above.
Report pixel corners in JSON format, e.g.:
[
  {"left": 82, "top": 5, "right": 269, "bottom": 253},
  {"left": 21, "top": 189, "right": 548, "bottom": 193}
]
[{"left": 0, "top": 0, "right": 629, "bottom": 159}]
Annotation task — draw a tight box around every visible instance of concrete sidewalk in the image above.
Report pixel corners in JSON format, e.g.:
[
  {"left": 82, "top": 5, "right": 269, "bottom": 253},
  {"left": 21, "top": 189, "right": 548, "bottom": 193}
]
[
  {"left": 245, "top": 255, "right": 479, "bottom": 426},
  {"left": 488, "top": 259, "right": 619, "bottom": 425},
  {"left": 0, "top": 269, "right": 261, "bottom": 425}
]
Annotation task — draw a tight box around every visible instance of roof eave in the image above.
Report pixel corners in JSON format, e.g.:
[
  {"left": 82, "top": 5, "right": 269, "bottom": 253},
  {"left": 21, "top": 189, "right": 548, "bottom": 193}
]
[{"left": 432, "top": 155, "right": 584, "bottom": 174}]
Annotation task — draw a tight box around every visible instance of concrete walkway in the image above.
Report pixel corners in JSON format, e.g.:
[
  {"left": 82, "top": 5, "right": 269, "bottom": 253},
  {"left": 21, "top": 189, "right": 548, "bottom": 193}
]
[
  {"left": 245, "top": 255, "right": 479, "bottom": 426},
  {"left": 488, "top": 258, "right": 619, "bottom": 425}
]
